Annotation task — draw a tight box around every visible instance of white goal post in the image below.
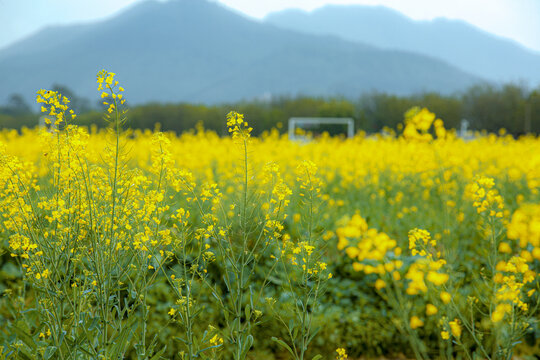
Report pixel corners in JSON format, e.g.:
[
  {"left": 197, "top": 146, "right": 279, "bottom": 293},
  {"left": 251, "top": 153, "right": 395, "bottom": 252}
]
[{"left": 288, "top": 117, "right": 355, "bottom": 140}]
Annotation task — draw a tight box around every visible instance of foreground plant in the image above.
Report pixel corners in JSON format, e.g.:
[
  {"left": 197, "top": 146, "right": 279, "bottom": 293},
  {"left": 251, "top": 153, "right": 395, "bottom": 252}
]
[
  {"left": 161, "top": 111, "right": 327, "bottom": 359},
  {"left": 430, "top": 176, "right": 539, "bottom": 360},
  {"left": 269, "top": 160, "right": 331, "bottom": 360},
  {"left": 1, "top": 71, "right": 173, "bottom": 359},
  {"left": 0, "top": 68, "right": 335, "bottom": 359},
  {"left": 337, "top": 174, "right": 539, "bottom": 359},
  {"left": 335, "top": 107, "right": 538, "bottom": 359}
]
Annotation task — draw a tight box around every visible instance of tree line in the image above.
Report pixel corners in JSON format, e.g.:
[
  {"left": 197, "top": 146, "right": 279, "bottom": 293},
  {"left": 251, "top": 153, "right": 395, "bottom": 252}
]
[{"left": 1, "top": 83, "right": 538, "bottom": 136}]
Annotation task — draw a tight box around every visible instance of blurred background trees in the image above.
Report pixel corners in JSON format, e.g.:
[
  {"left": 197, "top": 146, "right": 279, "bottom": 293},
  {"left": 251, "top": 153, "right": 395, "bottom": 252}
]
[{"left": 1, "top": 83, "right": 538, "bottom": 136}]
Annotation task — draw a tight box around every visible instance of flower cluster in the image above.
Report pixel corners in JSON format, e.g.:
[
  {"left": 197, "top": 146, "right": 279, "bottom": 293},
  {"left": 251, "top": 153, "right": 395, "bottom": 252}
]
[
  {"left": 440, "top": 319, "right": 462, "bottom": 340},
  {"left": 467, "top": 175, "right": 504, "bottom": 217},
  {"left": 507, "top": 203, "right": 540, "bottom": 256},
  {"left": 281, "top": 240, "right": 329, "bottom": 278},
  {"left": 337, "top": 213, "right": 405, "bottom": 293},
  {"left": 296, "top": 160, "right": 323, "bottom": 199},
  {"left": 263, "top": 162, "right": 293, "bottom": 210},
  {"left": 36, "top": 89, "right": 76, "bottom": 127},
  {"left": 408, "top": 229, "right": 448, "bottom": 287},
  {"left": 226, "top": 111, "right": 252, "bottom": 140},
  {"left": 97, "top": 69, "right": 125, "bottom": 115},
  {"left": 335, "top": 348, "right": 348, "bottom": 360},
  {"left": 492, "top": 256, "right": 536, "bottom": 322},
  {"left": 402, "top": 107, "right": 446, "bottom": 141},
  {"left": 337, "top": 213, "right": 402, "bottom": 278}
]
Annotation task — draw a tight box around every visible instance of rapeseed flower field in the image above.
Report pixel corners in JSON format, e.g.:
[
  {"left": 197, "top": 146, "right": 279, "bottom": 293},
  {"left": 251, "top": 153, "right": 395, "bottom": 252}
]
[{"left": 0, "top": 71, "right": 538, "bottom": 359}]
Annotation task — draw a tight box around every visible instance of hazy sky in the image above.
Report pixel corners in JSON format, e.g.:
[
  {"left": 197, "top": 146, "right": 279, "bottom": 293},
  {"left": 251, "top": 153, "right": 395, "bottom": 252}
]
[{"left": 1, "top": 0, "right": 539, "bottom": 52}]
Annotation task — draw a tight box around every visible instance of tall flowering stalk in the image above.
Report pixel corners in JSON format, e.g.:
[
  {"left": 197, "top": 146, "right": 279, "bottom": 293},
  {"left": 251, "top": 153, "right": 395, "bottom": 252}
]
[{"left": 269, "top": 160, "right": 331, "bottom": 360}]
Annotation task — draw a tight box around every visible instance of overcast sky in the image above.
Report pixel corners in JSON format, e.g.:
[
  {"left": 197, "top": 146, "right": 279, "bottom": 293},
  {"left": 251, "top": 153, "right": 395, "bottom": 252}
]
[{"left": 1, "top": 0, "right": 539, "bottom": 52}]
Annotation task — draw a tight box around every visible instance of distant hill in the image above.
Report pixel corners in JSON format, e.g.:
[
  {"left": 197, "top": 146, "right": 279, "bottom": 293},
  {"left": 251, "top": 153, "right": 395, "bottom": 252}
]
[
  {"left": 265, "top": 5, "right": 540, "bottom": 86},
  {"left": 0, "top": 0, "right": 481, "bottom": 106}
]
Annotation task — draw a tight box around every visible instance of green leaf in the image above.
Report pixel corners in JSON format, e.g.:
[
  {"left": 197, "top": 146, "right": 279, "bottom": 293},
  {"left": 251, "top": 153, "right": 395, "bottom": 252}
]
[
  {"left": 174, "top": 337, "right": 187, "bottom": 344},
  {"left": 312, "top": 355, "right": 322, "bottom": 360},
  {"left": 12, "top": 325, "right": 37, "bottom": 351},
  {"left": 18, "top": 350, "right": 34, "bottom": 360},
  {"left": 292, "top": 326, "right": 299, "bottom": 340},
  {"left": 148, "top": 347, "right": 166, "bottom": 360},
  {"left": 201, "top": 330, "right": 209, "bottom": 342},
  {"left": 87, "top": 317, "right": 99, "bottom": 331},
  {"left": 191, "top": 307, "right": 203, "bottom": 319},
  {"left": 240, "top": 335, "right": 253, "bottom": 359},
  {"left": 271, "top": 337, "right": 296, "bottom": 358},
  {"left": 43, "top": 346, "right": 57, "bottom": 360},
  {"left": 307, "top": 327, "right": 320, "bottom": 346},
  {"left": 58, "top": 330, "right": 66, "bottom": 347},
  {"left": 230, "top": 319, "right": 239, "bottom": 339},
  {"left": 196, "top": 344, "right": 223, "bottom": 355},
  {"left": 288, "top": 319, "right": 295, "bottom": 332},
  {"left": 20, "top": 308, "right": 38, "bottom": 315}
]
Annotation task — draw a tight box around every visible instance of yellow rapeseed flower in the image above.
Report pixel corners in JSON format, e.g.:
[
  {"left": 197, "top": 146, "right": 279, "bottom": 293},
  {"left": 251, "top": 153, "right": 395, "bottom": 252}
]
[{"left": 410, "top": 316, "right": 424, "bottom": 329}]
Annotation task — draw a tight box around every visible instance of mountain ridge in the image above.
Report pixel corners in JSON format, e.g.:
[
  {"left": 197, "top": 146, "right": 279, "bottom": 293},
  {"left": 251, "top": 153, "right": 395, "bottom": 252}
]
[
  {"left": 265, "top": 4, "right": 540, "bottom": 85},
  {"left": 0, "top": 0, "right": 482, "bottom": 105}
]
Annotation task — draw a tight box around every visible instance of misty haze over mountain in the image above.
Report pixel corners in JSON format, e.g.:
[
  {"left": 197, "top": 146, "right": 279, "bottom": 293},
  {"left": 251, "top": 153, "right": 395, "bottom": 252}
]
[
  {"left": 265, "top": 5, "right": 540, "bottom": 85},
  {"left": 0, "top": 0, "right": 537, "bottom": 106}
]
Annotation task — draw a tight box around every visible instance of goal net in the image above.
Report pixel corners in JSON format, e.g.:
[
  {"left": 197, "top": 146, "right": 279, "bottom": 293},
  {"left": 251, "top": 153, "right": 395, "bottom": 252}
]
[{"left": 288, "top": 117, "right": 355, "bottom": 140}]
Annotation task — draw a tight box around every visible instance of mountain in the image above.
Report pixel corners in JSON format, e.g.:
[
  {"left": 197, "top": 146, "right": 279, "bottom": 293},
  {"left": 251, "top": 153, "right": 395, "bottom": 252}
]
[
  {"left": 0, "top": 0, "right": 481, "bottom": 106},
  {"left": 265, "top": 5, "right": 540, "bottom": 86}
]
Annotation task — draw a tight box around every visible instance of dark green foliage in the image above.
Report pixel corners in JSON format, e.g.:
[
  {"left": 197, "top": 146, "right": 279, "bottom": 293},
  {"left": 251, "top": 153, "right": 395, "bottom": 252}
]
[{"left": 2, "top": 83, "right": 539, "bottom": 136}]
